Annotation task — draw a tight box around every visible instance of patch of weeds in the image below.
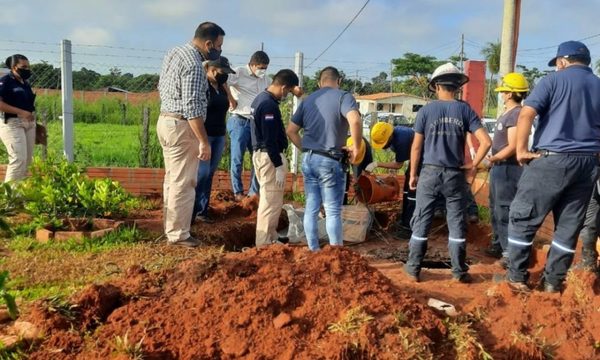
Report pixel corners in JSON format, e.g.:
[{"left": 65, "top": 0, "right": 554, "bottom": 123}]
[
  {"left": 284, "top": 191, "right": 305, "bottom": 205},
  {"left": 113, "top": 331, "right": 144, "bottom": 360},
  {"left": 9, "top": 282, "right": 82, "bottom": 302},
  {"left": 0, "top": 345, "right": 28, "bottom": 360},
  {"left": 0, "top": 271, "right": 18, "bottom": 319},
  {"left": 511, "top": 326, "right": 558, "bottom": 359},
  {"left": 477, "top": 205, "right": 491, "bottom": 224},
  {"left": 446, "top": 318, "right": 493, "bottom": 360},
  {"left": 566, "top": 271, "right": 590, "bottom": 308},
  {"left": 44, "top": 294, "right": 80, "bottom": 322},
  {"left": 328, "top": 306, "right": 374, "bottom": 335},
  {"left": 393, "top": 310, "right": 409, "bottom": 327},
  {"left": 397, "top": 328, "right": 432, "bottom": 360}
]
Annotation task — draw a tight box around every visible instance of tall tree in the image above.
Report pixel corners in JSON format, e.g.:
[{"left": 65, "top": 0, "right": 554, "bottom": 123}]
[
  {"left": 391, "top": 53, "right": 444, "bottom": 98},
  {"left": 515, "top": 65, "right": 550, "bottom": 90},
  {"left": 481, "top": 41, "right": 501, "bottom": 112}
]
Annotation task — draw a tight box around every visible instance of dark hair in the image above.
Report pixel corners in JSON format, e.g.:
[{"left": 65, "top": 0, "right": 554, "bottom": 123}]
[
  {"left": 438, "top": 83, "right": 459, "bottom": 92},
  {"left": 5, "top": 54, "right": 28, "bottom": 69},
  {"left": 272, "top": 69, "right": 299, "bottom": 87},
  {"left": 194, "top": 22, "right": 225, "bottom": 41},
  {"left": 563, "top": 55, "right": 591, "bottom": 66},
  {"left": 319, "top": 66, "right": 341, "bottom": 82},
  {"left": 510, "top": 92, "right": 526, "bottom": 102},
  {"left": 250, "top": 51, "right": 270, "bottom": 66}
]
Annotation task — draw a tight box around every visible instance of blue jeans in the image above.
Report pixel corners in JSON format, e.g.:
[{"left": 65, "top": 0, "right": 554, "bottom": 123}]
[
  {"left": 193, "top": 136, "right": 226, "bottom": 218},
  {"left": 489, "top": 163, "right": 522, "bottom": 256},
  {"left": 407, "top": 165, "right": 469, "bottom": 278},
  {"left": 227, "top": 115, "right": 259, "bottom": 196},
  {"left": 507, "top": 154, "right": 599, "bottom": 287},
  {"left": 302, "top": 153, "right": 347, "bottom": 251}
]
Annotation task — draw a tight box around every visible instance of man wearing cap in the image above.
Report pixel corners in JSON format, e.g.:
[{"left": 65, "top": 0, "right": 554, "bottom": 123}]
[
  {"left": 404, "top": 63, "right": 491, "bottom": 283},
  {"left": 485, "top": 72, "right": 529, "bottom": 268},
  {"left": 366, "top": 122, "right": 415, "bottom": 237},
  {"left": 227, "top": 51, "right": 271, "bottom": 202},
  {"left": 192, "top": 56, "right": 236, "bottom": 224},
  {"left": 251, "top": 69, "right": 303, "bottom": 248},
  {"left": 286, "top": 66, "right": 362, "bottom": 251},
  {"left": 157, "top": 21, "right": 225, "bottom": 248},
  {"left": 506, "top": 41, "right": 600, "bottom": 292}
]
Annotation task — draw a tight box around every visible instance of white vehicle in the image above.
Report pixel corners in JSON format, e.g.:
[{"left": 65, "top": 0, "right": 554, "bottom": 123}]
[{"left": 482, "top": 116, "right": 536, "bottom": 151}]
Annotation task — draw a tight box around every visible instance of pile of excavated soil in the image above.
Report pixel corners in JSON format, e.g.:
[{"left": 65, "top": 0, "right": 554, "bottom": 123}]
[{"left": 26, "top": 246, "right": 457, "bottom": 359}]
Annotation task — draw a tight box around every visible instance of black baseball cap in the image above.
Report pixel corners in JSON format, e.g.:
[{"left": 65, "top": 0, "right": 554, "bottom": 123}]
[
  {"left": 205, "top": 56, "right": 236, "bottom": 74},
  {"left": 548, "top": 40, "right": 591, "bottom": 66}
]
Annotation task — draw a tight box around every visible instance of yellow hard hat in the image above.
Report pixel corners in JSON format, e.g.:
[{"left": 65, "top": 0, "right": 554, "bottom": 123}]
[
  {"left": 370, "top": 122, "right": 394, "bottom": 150},
  {"left": 346, "top": 137, "right": 366, "bottom": 165},
  {"left": 495, "top": 73, "right": 529, "bottom": 93}
]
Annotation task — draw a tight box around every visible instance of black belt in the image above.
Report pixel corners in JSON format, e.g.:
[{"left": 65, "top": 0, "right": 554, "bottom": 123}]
[
  {"left": 537, "top": 149, "right": 599, "bottom": 157},
  {"left": 302, "top": 148, "right": 345, "bottom": 162},
  {"left": 494, "top": 159, "right": 519, "bottom": 165}
]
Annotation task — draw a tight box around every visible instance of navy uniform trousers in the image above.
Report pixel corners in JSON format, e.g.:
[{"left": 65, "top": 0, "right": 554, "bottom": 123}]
[
  {"left": 406, "top": 165, "right": 469, "bottom": 278},
  {"left": 507, "top": 154, "right": 599, "bottom": 287},
  {"left": 580, "top": 181, "right": 600, "bottom": 261}
]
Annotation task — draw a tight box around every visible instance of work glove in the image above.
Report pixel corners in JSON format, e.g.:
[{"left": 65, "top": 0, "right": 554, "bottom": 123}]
[
  {"left": 275, "top": 165, "right": 286, "bottom": 189},
  {"left": 469, "top": 147, "right": 477, "bottom": 161},
  {"left": 365, "top": 162, "right": 378, "bottom": 173}
]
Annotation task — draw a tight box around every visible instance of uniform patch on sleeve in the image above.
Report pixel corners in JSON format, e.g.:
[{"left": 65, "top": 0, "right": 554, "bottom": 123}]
[{"left": 264, "top": 114, "right": 274, "bottom": 120}]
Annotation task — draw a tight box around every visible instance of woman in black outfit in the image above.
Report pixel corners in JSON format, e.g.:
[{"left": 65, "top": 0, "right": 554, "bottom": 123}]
[{"left": 192, "top": 56, "right": 236, "bottom": 222}]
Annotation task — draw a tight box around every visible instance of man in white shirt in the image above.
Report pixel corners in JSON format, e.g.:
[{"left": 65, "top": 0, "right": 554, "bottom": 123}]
[{"left": 227, "top": 51, "right": 270, "bottom": 201}]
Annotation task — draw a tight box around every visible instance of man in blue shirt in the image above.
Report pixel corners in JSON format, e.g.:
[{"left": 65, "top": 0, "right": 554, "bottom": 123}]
[
  {"left": 251, "top": 69, "right": 303, "bottom": 248},
  {"left": 404, "top": 63, "right": 491, "bottom": 283},
  {"left": 287, "top": 66, "right": 362, "bottom": 251},
  {"left": 506, "top": 41, "right": 600, "bottom": 292}
]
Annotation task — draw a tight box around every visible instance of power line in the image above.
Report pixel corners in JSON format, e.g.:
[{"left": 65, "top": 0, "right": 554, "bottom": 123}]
[
  {"left": 306, "top": 0, "right": 371, "bottom": 68},
  {"left": 520, "top": 32, "right": 600, "bottom": 52}
]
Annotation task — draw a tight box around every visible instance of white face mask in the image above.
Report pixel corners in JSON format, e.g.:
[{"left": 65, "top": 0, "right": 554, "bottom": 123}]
[{"left": 254, "top": 69, "right": 266, "bottom": 78}]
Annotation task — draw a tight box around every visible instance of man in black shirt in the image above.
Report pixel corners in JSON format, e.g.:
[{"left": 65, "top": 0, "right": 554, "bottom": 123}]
[{"left": 251, "top": 69, "right": 303, "bottom": 248}]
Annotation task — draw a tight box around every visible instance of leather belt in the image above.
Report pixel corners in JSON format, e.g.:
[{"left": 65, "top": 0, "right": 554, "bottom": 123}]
[
  {"left": 537, "top": 149, "right": 599, "bottom": 157},
  {"left": 302, "top": 148, "right": 345, "bottom": 162},
  {"left": 160, "top": 112, "right": 186, "bottom": 121}
]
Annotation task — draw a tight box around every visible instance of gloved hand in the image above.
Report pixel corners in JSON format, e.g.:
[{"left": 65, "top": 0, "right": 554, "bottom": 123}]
[
  {"left": 365, "top": 162, "right": 378, "bottom": 173},
  {"left": 469, "top": 147, "right": 476, "bottom": 160},
  {"left": 275, "top": 165, "right": 286, "bottom": 189}
]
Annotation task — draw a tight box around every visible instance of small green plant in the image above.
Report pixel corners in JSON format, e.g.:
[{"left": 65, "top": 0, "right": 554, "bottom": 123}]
[
  {"left": 511, "top": 326, "right": 558, "bottom": 359},
  {"left": 397, "top": 328, "right": 432, "bottom": 360},
  {"left": 393, "top": 310, "right": 409, "bottom": 327},
  {"left": 113, "top": 331, "right": 144, "bottom": 360},
  {"left": 0, "top": 271, "right": 18, "bottom": 320},
  {"left": 446, "top": 319, "right": 493, "bottom": 360},
  {"left": 44, "top": 294, "right": 79, "bottom": 322},
  {"left": 0, "top": 183, "right": 25, "bottom": 233},
  {"left": 328, "top": 306, "right": 374, "bottom": 335}
]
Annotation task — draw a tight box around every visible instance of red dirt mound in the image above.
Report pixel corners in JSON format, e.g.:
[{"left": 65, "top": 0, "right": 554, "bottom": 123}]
[{"left": 28, "top": 246, "right": 455, "bottom": 359}]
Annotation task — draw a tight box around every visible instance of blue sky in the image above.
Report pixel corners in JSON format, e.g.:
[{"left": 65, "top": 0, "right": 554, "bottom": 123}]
[{"left": 1, "top": 0, "right": 599, "bottom": 81}]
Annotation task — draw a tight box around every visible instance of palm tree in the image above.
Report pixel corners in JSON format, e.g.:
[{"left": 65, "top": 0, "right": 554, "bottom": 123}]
[{"left": 481, "top": 41, "right": 501, "bottom": 114}]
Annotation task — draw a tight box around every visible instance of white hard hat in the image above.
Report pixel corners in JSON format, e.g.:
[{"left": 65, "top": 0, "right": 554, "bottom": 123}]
[{"left": 428, "top": 62, "right": 469, "bottom": 92}]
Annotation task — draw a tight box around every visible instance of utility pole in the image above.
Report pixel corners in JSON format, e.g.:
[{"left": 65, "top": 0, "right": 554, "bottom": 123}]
[
  {"left": 261, "top": 42, "right": 264, "bottom": 51},
  {"left": 497, "top": 0, "right": 521, "bottom": 116},
  {"left": 459, "top": 33, "right": 465, "bottom": 71},
  {"left": 389, "top": 61, "right": 393, "bottom": 93}
]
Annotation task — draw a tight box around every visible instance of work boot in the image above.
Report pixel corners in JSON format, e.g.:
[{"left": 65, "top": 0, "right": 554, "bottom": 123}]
[
  {"left": 575, "top": 249, "right": 599, "bottom": 272},
  {"left": 403, "top": 264, "right": 420, "bottom": 283},
  {"left": 452, "top": 273, "right": 473, "bottom": 284},
  {"left": 493, "top": 273, "right": 529, "bottom": 292},
  {"left": 168, "top": 236, "right": 202, "bottom": 248},
  {"left": 194, "top": 214, "right": 215, "bottom": 224}
]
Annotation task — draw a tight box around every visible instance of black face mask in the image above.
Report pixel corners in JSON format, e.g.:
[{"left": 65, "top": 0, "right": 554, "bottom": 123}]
[
  {"left": 16, "top": 68, "right": 31, "bottom": 81},
  {"left": 215, "top": 72, "right": 229, "bottom": 85}
]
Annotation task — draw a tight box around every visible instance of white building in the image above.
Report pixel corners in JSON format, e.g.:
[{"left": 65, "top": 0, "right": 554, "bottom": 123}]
[{"left": 355, "top": 92, "right": 429, "bottom": 120}]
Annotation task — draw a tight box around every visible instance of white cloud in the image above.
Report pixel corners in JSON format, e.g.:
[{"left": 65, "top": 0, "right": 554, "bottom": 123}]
[{"left": 68, "top": 27, "right": 114, "bottom": 45}]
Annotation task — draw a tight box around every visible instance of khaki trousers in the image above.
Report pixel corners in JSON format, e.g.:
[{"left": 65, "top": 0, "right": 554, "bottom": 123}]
[
  {"left": 253, "top": 151, "right": 286, "bottom": 248},
  {"left": 0, "top": 118, "right": 36, "bottom": 182},
  {"left": 157, "top": 115, "right": 199, "bottom": 242}
]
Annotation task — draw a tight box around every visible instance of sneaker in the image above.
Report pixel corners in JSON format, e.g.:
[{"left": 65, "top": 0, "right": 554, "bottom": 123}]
[
  {"left": 278, "top": 236, "right": 290, "bottom": 244},
  {"left": 452, "top": 273, "right": 473, "bottom": 283},
  {"left": 168, "top": 236, "right": 202, "bottom": 248},
  {"left": 484, "top": 245, "right": 503, "bottom": 259},
  {"left": 403, "top": 264, "right": 420, "bottom": 282},
  {"left": 195, "top": 214, "right": 215, "bottom": 224},
  {"left": 234, "top": 193, "right": 245, "bottom": 202}
]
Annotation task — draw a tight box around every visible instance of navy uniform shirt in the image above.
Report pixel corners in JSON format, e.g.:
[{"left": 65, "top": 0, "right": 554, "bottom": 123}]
[
  {"left": 291, "top": 87, "right": 358, "bottom": 152},
  {"left": 0, "top": 73, "right": 35, "bottom": 118},
  {"left": 414, "top": 100, "right": 482, "bottom": 168},
  {"left": 525, "top": 65, "right": 600, "bottom": 153},
  {"left": 250, "top": 90, "right": 287, "bottom": 167},
  {"left": 492, "top": 106, "right": 521, "bottom": 159},
  {"left": 386, "top": 126, "right": 414, "bottom": 163}
]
